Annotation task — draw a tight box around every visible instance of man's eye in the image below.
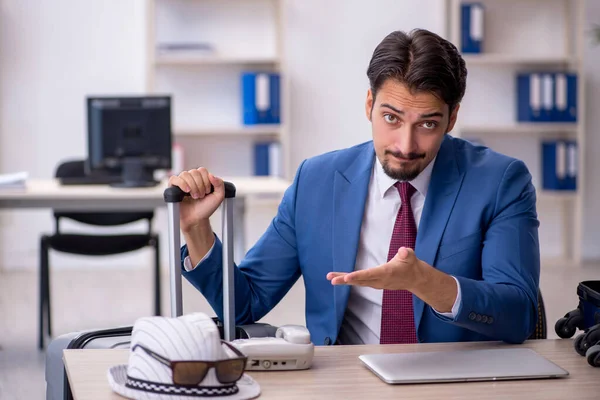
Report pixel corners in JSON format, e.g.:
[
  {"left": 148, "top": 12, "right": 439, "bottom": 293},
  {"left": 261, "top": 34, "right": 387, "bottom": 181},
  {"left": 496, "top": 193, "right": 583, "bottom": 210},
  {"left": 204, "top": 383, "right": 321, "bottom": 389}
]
[
  {"left": 383, "top": 114, "right": 397, "bottom": 123},
  {"left": 422, "top": 121, "right": 438, "bottom": 129}
]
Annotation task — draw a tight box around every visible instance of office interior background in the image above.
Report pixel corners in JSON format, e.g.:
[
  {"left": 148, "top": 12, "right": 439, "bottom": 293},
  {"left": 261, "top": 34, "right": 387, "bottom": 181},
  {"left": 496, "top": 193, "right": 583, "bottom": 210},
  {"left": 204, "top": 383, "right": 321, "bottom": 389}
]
[{"left": 1, "top": 0, "right": 600, "bottom": 398}]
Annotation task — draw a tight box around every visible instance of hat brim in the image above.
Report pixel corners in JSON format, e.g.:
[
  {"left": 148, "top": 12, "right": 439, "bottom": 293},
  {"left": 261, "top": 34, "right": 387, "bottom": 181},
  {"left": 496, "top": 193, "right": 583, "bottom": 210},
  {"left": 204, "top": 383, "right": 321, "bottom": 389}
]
[{"left": 108, "top": 365, "right": 261, "bottom": 400}]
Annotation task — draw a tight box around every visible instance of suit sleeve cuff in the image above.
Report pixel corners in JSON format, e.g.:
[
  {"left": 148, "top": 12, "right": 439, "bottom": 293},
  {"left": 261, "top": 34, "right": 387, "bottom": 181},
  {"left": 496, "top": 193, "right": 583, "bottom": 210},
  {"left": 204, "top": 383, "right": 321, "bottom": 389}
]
[
  {"left": 432, "top": 276, "right": 462, "bottom": 320},
  {"left": 183, "top": 242, "right": 215, "bottom": 271}
]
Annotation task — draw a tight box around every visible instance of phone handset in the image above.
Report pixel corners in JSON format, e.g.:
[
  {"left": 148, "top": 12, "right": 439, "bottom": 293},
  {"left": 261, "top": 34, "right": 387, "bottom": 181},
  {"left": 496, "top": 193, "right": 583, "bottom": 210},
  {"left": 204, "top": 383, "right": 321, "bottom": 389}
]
[
  {"left": 276, "top": 325, "right": 312, "bottom": 344},
  {"left": 231, "top": 325, "right": 315, "bottom": 371}
]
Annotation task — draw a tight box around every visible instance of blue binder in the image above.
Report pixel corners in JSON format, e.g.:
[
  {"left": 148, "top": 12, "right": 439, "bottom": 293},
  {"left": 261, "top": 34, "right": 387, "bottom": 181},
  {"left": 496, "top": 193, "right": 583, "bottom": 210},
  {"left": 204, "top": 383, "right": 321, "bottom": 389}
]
[
  {"left": 553, "top": 73, "right": 577, "bottom": 122},
  {"left": 254, "top": 142, "right": 270, "bottom": 176},
  {"left": 461, "top": 3, "right": 484, "bottom": 53},
  {"left": 540, "top": 73, "right": 554, "bottom": 122},
  {"left": 517, "top": 73, "right": 542, "bottom": 122},
  {"left": 565, "top": 140, "right": 577, "bottom": 190},
  {"left": 542, "top": 140, "right": 577, "bottom": 191},
  {"left": 253, "top": 141, "right": 282, "bottom": 176},
  {"left": 268, "top": 73, "right": 281, "bottom": 124},
  {"left": 241, "top": 72, "right": 281, "bottom": 125}
]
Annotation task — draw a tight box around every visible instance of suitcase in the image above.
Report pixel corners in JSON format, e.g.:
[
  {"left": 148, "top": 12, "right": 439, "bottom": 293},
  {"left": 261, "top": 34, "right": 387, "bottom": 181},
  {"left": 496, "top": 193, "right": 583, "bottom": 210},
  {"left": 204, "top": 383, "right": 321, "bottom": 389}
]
[
  {"left": 554, "top": 280, "right": 600, "bottom": 367},
  {"left": 49, "top": 181, "right": 277, "bottom": 400}
]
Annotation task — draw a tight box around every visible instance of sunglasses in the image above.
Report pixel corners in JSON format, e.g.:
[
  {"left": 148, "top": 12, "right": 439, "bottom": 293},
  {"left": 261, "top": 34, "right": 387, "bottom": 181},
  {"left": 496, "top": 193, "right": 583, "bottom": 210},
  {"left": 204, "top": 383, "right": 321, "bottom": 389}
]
[{"left": 131, "top": 341, "right": 247, "bottom": 386}]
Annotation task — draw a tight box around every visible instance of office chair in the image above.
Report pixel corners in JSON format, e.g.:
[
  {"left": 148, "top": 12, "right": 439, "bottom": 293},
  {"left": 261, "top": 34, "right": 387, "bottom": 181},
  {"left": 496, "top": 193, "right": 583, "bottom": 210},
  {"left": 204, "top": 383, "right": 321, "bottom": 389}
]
[
  {"left": 529, "top": 289, "right": 547, "bottom": 340},
  {"left": 38, "top": 160, "right": 161, "bottom": 349}
]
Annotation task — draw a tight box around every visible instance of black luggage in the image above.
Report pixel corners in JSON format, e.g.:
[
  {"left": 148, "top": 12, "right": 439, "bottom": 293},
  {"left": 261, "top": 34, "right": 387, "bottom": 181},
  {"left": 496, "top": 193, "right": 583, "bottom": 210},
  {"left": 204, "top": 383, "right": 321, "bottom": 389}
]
[{"left": 554, "top": 280, "right": 600, "bottom": 367}]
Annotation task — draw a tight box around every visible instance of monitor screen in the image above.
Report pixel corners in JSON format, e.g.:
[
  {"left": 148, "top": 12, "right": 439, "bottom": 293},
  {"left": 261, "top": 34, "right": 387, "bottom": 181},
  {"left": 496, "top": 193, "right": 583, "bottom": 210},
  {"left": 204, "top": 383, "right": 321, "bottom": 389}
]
[{"left": 86, "top": 96, "right": 172, "bottom": 187}]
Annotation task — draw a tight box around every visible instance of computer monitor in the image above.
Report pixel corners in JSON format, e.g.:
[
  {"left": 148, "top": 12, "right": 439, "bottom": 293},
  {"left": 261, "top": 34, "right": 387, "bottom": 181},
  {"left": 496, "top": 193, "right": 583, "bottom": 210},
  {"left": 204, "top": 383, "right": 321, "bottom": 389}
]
[{"left": 86, "top": 96, "right": 172, "bottom": 187}]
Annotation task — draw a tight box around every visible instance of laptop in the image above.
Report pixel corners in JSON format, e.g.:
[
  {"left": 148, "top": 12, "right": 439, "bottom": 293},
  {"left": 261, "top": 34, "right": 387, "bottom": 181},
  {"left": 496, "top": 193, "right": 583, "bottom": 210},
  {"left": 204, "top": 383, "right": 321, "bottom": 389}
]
[{"left": 359, "top": 348, "right": 569, "bottom": 384}]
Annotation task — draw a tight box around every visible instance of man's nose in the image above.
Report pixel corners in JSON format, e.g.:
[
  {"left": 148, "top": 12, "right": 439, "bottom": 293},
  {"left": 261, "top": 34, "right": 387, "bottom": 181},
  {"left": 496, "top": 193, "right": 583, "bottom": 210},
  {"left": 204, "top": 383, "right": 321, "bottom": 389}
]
[{"left": 394, "top": 125, "right": 418, "bottom": 155}]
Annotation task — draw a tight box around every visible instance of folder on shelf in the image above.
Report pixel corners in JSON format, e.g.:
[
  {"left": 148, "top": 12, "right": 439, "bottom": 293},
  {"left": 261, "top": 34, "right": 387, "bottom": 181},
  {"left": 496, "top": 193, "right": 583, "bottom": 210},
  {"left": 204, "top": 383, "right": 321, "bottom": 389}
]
[
  {"left": 518, "top": 72, "right": 578, "bottom": 123},
  {"left": 461, "top": 3, "right": 484, "bottom": 53},
  {"left": 517, "top": 73, "right": 542, "bottom": 122},
  {"left": 553, "top": 73, "right": 578, "bottom": 122},
  {"left": 254, "top": 141, "right": 282, "bottom": 177},
  {"left": 542, "top": 140, "right": 577, "bottom": 191},
  {"left": 268, "top": 73, "right": 281, "bottom": 124},
  {"left": 241, "top": 72, "right": 281, "bottom": 125},
  {"left": 541, "top": 74, "right": 554, "bottom": 122},
  {"left": 566, "top": 140, "right": 577, "bottom": 190}
]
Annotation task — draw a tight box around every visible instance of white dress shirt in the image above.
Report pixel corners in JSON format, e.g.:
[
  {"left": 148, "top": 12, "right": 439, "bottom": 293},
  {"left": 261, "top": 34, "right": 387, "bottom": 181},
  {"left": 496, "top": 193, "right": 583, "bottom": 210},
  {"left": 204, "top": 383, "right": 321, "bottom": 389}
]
[
  {"left": 337, "top": 156, "right": 462, "bottom": 345},
  {"left": 184, "top": 156, "right": 462, "bottom": 345}
]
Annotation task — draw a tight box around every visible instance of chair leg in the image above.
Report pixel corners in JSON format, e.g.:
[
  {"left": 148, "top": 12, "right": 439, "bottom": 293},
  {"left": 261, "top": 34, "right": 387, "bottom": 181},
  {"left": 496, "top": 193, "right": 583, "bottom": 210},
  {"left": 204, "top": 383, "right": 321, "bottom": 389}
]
[
  {"left": 45, "top": 245, "right": 52, "bottom": 338},
  {"left": 39, "top": 237, "right": 48, "bottom": 350},
  {"left": 153, "top": 235, "right": 161, "bottom": 316}
]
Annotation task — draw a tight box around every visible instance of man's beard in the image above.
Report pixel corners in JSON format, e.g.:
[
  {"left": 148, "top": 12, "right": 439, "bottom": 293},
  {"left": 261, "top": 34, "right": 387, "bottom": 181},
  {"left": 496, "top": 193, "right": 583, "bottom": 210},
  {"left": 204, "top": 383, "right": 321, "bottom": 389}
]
[{"left": 381, "top": 150, "right": 426, "bottom": 181}]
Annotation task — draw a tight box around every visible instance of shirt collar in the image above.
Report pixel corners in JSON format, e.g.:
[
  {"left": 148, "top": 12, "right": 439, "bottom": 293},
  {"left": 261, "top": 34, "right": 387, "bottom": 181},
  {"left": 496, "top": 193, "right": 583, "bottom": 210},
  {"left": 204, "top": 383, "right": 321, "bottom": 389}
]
[{"left": 375, "top": 155, "right": 436, "bottom": 199}]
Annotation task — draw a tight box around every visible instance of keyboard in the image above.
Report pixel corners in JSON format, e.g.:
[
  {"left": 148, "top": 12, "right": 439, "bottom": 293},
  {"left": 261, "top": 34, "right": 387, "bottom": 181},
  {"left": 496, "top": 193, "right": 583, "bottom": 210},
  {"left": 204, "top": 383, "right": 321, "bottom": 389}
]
[{"left": 59, "top": 176, "right": 123, "bottom": 185}]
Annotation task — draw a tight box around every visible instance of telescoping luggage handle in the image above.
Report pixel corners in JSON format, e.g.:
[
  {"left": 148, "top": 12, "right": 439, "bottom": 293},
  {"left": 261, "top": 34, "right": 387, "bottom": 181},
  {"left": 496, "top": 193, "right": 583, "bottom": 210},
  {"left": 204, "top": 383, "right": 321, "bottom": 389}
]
[{"left": 163, "top": 182, "right": 237, "bottom": 341}]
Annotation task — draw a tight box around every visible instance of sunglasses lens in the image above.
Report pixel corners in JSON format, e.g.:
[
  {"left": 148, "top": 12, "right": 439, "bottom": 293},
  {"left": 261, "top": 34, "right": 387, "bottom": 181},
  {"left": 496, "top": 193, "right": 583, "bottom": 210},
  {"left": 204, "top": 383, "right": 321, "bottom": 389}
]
[
  {"left": 173, "top": 362, "right": 208, "bottom": 386},
  {"left": 216, "top": 359, "right": 246, "bottom": 383}
]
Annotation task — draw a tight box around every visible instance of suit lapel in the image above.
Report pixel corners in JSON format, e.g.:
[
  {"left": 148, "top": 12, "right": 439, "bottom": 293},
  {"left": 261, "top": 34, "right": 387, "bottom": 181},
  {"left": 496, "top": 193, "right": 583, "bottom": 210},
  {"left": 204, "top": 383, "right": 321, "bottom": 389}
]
[
  {"left": 414, "top": 135, "right": 465, "bottom": 336},
  {"left": 332, "top": 144, "right": 374, "bottom": 333}
]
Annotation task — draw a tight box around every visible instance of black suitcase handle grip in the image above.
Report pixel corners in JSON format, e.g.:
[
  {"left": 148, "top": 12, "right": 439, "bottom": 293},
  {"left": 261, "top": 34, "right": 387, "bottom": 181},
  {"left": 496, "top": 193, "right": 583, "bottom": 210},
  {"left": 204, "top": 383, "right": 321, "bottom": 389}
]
[{"left": 163, "top": 181, "right": 236, "bottom": 203}]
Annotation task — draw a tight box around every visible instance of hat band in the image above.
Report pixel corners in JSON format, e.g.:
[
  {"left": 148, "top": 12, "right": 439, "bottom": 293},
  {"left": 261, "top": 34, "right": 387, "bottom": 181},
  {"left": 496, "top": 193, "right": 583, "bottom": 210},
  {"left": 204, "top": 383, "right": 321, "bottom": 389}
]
[{"left": 125, "top": 375, "right": 239, "bottom": 397}]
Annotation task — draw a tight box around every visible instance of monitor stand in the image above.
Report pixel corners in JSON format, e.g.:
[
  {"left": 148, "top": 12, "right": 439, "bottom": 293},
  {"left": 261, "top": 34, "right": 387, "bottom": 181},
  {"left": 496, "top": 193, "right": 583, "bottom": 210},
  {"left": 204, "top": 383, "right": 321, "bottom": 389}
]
[{"left": 110, "top": 158, "right": 160, "bottom": 188}]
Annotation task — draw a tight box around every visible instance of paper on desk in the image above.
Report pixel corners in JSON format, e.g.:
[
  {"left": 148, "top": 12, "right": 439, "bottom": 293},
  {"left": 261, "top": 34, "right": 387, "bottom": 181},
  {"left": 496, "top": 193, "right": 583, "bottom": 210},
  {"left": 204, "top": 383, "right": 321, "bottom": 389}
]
[{"left": 0, "top": 171, "right": 28, "bottom": 188}]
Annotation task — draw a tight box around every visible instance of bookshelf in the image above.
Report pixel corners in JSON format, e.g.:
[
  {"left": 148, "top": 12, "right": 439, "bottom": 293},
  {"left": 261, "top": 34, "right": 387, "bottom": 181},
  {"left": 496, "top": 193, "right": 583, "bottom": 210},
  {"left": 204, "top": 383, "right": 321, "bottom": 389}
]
[
  {"left": 460, "top": 123, "right": 578, "bottom": 136},
  {"left": 461, "top": 54, "right": 579, "bottom": 66},
  {"left": 144, "top": 0, "right": 291, "bottom": 181},
  {"left": 174, "top": 125, "right": 282, "bottom": 137},
  {"left": 445, "top": 0, "right": 586, "bottom": 264},
  {"left": 154, "top": 55, "right": 281, "bottom": 66}
]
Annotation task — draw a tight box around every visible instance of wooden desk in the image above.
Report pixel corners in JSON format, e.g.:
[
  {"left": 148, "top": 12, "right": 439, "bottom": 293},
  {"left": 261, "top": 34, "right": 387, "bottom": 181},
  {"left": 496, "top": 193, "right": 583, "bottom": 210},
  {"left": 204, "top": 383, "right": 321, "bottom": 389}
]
[
  {"left": 64, "top": 339, "right": 599, "bottom": 400},
  {"left": 0, "top": 177, "right": 290, "bottom": 210}
]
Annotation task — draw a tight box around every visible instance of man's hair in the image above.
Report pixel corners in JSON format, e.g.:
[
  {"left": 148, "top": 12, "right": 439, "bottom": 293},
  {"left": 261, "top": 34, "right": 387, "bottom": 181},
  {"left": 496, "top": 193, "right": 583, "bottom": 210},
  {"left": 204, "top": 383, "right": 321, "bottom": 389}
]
[{"left": 366, "top": 29, "right": 467, "bottom": 113}]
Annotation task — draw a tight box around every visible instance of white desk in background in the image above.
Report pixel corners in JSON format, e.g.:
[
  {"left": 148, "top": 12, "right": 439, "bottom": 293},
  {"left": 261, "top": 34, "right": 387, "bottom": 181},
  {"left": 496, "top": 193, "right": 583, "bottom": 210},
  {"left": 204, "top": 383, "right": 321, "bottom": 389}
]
[{"left": 0, "top": 177, "right": 290, "bottom": 262}]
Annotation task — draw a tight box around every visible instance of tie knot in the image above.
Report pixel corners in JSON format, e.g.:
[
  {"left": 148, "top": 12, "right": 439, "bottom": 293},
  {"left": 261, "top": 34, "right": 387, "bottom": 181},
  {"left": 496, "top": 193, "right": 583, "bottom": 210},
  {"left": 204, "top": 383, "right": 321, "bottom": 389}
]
[{"left": 395, "top": 181, "right": 416, "bottom": 203}]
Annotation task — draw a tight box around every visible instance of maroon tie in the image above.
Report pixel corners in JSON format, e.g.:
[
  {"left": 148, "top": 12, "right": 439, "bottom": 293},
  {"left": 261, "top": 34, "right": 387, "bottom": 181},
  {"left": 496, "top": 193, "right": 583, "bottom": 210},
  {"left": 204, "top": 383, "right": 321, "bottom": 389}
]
[{"left": 380, "top": 181, "right": 418, "bottom": 344}]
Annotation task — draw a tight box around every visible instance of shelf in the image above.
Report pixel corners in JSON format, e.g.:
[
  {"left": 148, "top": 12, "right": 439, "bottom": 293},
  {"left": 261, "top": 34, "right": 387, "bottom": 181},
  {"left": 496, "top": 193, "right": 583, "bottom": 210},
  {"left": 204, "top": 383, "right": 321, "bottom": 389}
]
[
  {"left": 462, "top": 54, "right": 579, "bottom": 66},
  {"left": 174, "top": 125, "right": 282, "bottom": 137},
  {"left": 538, "top": 191, "right": 577, "bottom": 202},
  {"left": 540, "top": 257, "right": 577, "bottom": 268},
  {"left": 460, "top": 123, "right": 578, "bottom": 135},
  {"left": 155, "top": 54, "right": 280, "bottom": 66}
]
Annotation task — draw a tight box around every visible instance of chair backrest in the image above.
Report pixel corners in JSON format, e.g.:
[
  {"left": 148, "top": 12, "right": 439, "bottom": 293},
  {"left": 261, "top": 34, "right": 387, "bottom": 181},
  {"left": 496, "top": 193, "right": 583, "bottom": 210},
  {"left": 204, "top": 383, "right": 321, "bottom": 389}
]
[
  {"left": 54, "top": 160, "right": 154, "bottom": 228},
  {"left": 529, "top": 289, "right": 547, "bottom": 340}
]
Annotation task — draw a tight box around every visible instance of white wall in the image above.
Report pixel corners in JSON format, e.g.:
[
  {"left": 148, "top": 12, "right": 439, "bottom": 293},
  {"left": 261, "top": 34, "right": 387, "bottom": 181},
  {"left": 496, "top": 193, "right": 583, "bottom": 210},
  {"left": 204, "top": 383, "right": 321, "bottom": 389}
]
[
  {"left": 0, "top": 0, "right": 150, "bottom": 270},
  {"left": 582, "top": 0, "right": 600, "bottom": 260},
  {"left": 284, "top": 0, "right": 446, "bottom": 160},
  {"left": 0, "top": 0, "right": 599, "bottom": 275}
]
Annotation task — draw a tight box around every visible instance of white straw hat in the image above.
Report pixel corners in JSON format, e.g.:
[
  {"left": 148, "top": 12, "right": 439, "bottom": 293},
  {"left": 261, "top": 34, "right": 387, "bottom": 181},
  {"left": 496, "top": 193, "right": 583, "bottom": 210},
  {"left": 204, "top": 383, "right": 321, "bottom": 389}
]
[{"left": 107, "top": 313, "right": 260, "bottom": 399}]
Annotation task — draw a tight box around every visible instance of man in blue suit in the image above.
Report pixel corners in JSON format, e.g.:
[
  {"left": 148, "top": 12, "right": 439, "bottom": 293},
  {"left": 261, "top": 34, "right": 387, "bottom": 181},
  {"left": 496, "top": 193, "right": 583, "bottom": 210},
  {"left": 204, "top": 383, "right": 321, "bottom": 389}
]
[{"left": 169, "top": 29, "right": 540, "bottom": 346}]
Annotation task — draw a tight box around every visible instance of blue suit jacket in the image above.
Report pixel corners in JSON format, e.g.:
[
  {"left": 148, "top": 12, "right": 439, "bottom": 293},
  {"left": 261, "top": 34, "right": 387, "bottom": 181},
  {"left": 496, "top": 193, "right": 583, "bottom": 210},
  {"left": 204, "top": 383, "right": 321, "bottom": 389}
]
[{"left": 182, "top": 135, "right": 541, "bottom": 346}]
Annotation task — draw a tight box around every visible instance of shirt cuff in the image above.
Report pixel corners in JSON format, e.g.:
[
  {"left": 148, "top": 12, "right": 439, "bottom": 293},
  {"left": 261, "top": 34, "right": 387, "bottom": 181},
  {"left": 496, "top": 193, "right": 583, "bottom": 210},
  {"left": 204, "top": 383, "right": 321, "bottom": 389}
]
[
  {"left": 432, "top": 276, "right": 462, "bottom": 319},
  {"left": 183, "top": 242, "right": 215, "bottom": 272}
]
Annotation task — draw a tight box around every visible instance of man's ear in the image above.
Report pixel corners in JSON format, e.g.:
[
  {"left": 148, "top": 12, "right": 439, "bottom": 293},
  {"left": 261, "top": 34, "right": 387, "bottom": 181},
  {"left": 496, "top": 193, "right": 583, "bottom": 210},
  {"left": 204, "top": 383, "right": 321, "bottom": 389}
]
[
  {"left": 365, "top": 89, "right": 374, "bottom": 122},
  {"left": 446, "top": 103, "right": 460, "bottom": 133}
]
